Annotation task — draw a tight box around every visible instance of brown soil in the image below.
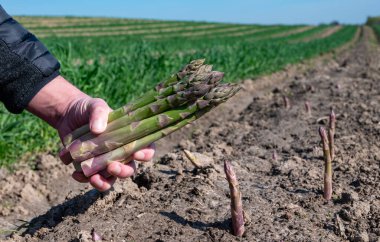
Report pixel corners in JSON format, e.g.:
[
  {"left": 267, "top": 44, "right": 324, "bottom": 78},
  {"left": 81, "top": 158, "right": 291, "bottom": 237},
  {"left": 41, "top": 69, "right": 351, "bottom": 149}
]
[
  {"left": 298, "top": 25, "right": 343, "bottom": 43},
  {"left": 1, "top": 27, "right": 379, "bottom": 242},
  {"left": 244, "top": 26, "right": 316, "bottom": 43},
  {"left": 145, "top": 25, "right": 255, "bottom": 39}
]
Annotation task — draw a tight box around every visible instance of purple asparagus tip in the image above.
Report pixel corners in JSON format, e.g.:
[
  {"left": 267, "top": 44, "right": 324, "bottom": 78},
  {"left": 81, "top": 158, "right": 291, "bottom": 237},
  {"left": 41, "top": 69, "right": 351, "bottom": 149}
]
[{"left": 92, "top": 228, "right": 102, "bottom": 241}]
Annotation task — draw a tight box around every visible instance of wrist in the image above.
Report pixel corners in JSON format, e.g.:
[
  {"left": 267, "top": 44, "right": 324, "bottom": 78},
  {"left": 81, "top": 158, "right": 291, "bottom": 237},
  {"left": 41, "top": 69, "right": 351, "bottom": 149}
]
[{"left": 27, "top": 75, "right": 88, "bottom": 128}]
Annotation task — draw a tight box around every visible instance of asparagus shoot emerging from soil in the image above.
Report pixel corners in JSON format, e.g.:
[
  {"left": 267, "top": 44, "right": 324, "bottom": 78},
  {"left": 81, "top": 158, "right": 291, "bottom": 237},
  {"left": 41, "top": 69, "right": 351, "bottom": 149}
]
[
  {"left": 305, "top": 101, "right": 311, "bottom": 116},
  {"left": 283, "top": 96, "right": 290, "bottom": 109},
  {"left": 319, "top": 127, "right": 332, "bottom": 201},
  {"left": 328, "top": 109, "right": 336, "bottom": 161},
  {"left": 224, "top": 160, "right": 245, "bottom": 237},
  {"left": 272, "top": 150, "right": 278, "bottom": 162},
  {"left": 91, "top": 229, "right": 102, "bottom": 241}
]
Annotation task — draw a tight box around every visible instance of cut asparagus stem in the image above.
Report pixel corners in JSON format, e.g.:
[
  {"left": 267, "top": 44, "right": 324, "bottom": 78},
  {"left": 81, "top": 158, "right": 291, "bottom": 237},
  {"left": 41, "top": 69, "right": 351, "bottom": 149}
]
[
  {"left": 224, "top": 160, "right": 245, "bottom": 237},
  {"left": 63, "top": 59, "right": 206, "bottom": 146},
  {"left": 319, "top": 127, "right": 332, "bottom": 201},
  {"left": 68, "top": 84, "right": 240, "bottom": 162},
  {"left": 79, "top": 108, "right": 212, "bottom": 176},
  {"left": 183, "top": 150, "right": 203, "bottom": 168},
  {"left": 328, "top": 109, "right": 336, "bottom": 161}
]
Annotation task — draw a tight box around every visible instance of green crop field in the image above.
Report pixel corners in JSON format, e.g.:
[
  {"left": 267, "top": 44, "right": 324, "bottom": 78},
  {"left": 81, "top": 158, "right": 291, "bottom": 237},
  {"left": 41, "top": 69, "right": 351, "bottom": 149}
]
[
  {"left": 371, "top": 23, "right": 380, "bottom": 39},
  {"left": 0, "top": 17, "right": 358, "bottom": 167},
  {"left": 367, "top": 16, "right": 380, "bottom": 42}
]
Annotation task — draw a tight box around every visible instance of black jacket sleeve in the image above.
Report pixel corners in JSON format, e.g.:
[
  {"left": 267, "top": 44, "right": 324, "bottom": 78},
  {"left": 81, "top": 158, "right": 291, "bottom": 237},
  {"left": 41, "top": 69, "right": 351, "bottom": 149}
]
[{"left": 0, "top": 5, "right": 60, "bottom": 114}]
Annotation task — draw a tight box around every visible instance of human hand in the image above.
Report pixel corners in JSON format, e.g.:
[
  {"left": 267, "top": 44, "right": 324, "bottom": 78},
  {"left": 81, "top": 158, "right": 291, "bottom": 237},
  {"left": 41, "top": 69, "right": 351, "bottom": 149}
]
[{"left": 27, "top": 76, "right": 155, "bottom": 191}]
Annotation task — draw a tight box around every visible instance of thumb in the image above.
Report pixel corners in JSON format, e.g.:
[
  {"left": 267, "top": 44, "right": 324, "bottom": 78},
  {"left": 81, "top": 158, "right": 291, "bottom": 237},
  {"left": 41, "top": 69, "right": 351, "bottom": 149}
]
[{"left": 88, "top": 98, "right": 111, "bottom": 134}]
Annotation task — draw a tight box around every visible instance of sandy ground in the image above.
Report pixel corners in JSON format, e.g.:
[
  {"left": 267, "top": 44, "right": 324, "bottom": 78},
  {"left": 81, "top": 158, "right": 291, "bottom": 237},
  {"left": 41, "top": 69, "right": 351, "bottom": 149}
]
[{"left": 0, "top": 27, "right": 379, "bottom": 242}]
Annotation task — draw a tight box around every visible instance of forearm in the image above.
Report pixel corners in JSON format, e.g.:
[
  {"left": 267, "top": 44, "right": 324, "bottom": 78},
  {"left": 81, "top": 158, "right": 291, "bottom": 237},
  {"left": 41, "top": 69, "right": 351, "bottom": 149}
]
[{"left": 27, "top": 76, "right": 88, "bottom": 128}]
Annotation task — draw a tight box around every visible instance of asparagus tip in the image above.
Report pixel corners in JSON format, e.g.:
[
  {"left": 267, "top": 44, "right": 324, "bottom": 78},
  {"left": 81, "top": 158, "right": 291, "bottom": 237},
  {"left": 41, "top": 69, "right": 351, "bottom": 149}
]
[
  {"left": 318, "top": 126, "right": 328, "bottom": 141},
  {"left": 283, "top": 96, "right": 290, "bottom": 109},
  {"left": 91, "top": 228, "right": 102, "bottom": 241},
  {"left": 305, "top": 101, "right": 311, "bottom": 116},
  {"left": 272, "top": 150, "right": 278, "bottom": 161},
  {"left": 224, "top": 160, "right": 245, "bottom": 237}
]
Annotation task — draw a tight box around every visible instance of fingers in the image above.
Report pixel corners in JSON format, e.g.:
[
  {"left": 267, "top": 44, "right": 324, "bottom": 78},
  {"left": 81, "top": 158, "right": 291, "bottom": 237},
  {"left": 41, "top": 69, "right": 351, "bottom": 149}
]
[
  {"left": 98, "top": 169, "right": 113, "bottom": 178},
  {"left": 133, "top": 143, "right": 156, "bottom": 162},
  {"left": 72, "top": 160, "right": 138, "bottom": 191},
  {"left": 88, "top": 98, "right": 111, "bottom": 134},
  {"left": 107, "top": 160, "right": 137, "bottom": 178},
  {"left": 90, "top": 174, "right": 117, "bottom": 192}
]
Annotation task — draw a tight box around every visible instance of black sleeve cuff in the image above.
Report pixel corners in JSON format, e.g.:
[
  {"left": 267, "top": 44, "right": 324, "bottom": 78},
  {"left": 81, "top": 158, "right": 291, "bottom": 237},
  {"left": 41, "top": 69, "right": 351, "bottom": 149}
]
[{"left": 0, "top": 5, "right": 61, "bottom": 114}]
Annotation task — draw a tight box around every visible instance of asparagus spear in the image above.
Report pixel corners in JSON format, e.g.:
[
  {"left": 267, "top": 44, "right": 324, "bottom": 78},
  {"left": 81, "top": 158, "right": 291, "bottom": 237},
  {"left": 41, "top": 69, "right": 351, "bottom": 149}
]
[
  {"left": 68, "top": 84, "right": 240, "bottom": 162},
  {"left": 319, "top": 127, "right": 332, "bottom": 201},
  {"left": 224, "top": 160, "right": 245, "bottom": 237},
  {"left": 63, "top": 59, "right": 205, "bottom": 146},
  {"left": 305, "top": 101, "right": 311, "bottom": 117}
]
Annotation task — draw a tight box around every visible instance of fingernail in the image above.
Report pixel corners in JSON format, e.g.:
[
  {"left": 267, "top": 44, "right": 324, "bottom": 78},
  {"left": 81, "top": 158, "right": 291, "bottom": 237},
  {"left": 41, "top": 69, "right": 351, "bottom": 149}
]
[
  {"left": 112, "top": 164, "right": 121, "bottom": 175},
  {"left": 134, "top": 151, "right": 145, "bottom": 160},
  {"left": 92, "top": 119, "right": 105, "bottom": 133}
]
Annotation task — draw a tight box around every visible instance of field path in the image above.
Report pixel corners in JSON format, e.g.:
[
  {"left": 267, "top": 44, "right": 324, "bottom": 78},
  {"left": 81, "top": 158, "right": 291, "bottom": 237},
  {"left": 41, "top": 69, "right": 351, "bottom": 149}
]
[{"left": 1, "top": 27, "right": 379, "bottom": 241}]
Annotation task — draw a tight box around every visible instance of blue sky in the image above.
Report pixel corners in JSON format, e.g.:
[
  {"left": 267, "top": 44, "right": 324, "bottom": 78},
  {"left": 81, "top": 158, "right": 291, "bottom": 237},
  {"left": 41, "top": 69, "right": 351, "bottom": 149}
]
[{"left": 1, "top": 0, "right": 379, "bottom": 25}]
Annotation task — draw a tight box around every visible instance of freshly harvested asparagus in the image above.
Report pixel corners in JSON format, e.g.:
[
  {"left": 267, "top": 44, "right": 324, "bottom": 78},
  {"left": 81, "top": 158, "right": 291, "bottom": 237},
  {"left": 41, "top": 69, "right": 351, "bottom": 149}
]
[
  {"left": 68, "top": 84, "right": 240, "bottom": 162},
  {"left": 79, "top": 108, "right": 210, "bottom": 176},
  {"left": 224, "top": 160, "right": 245, "bottom": 237},
  {"left": 77, "top": 84, "right": 240, "bottom": 176},
  {"left": 63, "top": 59, "right": 205, "bottom": 146},
  {"left": 319, "top": 127, "right": 332, "bottom": 201}
]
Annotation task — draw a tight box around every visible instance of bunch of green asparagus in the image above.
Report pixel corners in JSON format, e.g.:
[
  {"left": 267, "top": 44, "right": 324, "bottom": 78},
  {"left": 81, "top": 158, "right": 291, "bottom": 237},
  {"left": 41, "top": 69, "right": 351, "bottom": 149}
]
[{"left": 62, "top": 59, "right": 240, "bottom": 177}]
